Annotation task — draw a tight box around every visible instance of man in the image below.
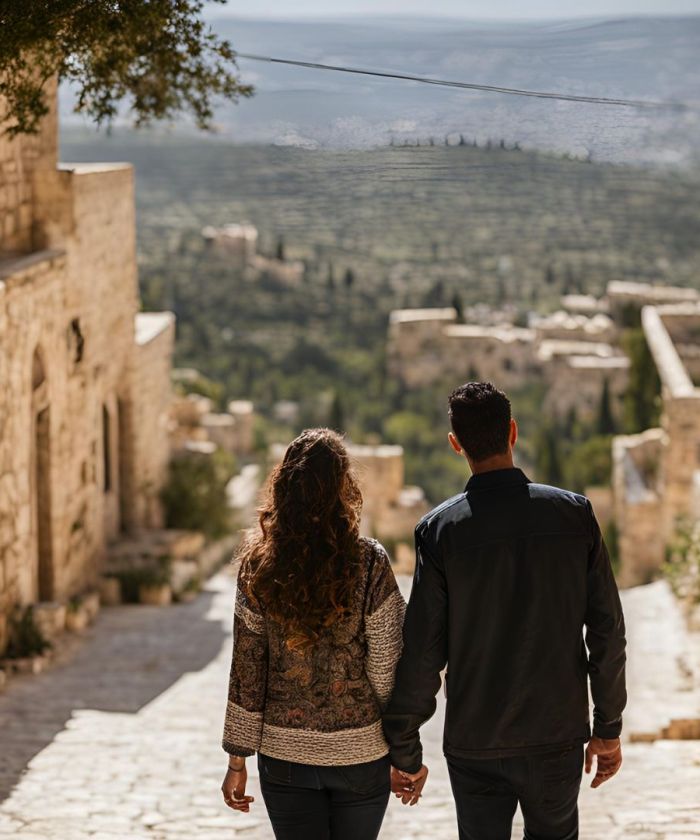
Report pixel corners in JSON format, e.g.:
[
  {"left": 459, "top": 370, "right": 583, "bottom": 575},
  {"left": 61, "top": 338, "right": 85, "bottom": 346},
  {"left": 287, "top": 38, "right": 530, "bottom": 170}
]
[{"left": 382, "top": 382, "right": 626, "bottom": 840}]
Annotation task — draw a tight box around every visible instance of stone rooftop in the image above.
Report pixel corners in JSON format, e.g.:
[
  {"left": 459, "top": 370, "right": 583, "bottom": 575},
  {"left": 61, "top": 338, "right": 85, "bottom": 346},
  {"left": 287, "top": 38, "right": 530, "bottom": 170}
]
[
  {"left": 135, "top": 312, "right": 176, "bottom": 346},
  {"left": 389, "top": 307, "right": 457, "bottom": 324},
  {"left": 444, "top": 323, "right": 535, "bottom": 342},
  {"left": 607, "top": 280, "right": 700, "bottom": 305}
]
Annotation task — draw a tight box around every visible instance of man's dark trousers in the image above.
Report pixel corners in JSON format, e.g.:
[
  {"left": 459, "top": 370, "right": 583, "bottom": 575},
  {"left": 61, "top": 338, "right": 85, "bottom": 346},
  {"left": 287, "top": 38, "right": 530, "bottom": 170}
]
[{"left": 447, "top": 745, "right": 584, "bottom": 840}]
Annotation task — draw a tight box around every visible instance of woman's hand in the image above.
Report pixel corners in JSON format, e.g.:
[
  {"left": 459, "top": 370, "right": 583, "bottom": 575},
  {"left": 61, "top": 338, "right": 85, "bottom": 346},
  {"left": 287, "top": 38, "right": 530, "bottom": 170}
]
[
  {"left": 221, "top": 760, "right": 255, "bottom": 813},
  {"left": 391, "top": 764, "right": 429, "bottom": 806}
]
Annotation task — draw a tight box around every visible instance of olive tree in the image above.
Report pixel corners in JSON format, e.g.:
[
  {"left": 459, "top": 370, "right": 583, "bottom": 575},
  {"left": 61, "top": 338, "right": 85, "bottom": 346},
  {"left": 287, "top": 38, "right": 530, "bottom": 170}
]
[{"left": 0, "top": 0, "right": 253, "bottom": 136}]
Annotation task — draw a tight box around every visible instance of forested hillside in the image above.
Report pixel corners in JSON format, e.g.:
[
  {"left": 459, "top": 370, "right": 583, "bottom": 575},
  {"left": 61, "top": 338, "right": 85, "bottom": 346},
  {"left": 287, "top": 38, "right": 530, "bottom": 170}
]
[{"left": 61, "top": 133, "right": 700, "bottom": 502}]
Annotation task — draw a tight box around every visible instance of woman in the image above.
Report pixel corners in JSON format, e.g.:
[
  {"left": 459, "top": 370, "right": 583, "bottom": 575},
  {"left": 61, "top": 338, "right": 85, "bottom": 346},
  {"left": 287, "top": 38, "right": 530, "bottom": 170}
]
[{"left": 220, "top": 428, "right": 406, "bottom": 839}]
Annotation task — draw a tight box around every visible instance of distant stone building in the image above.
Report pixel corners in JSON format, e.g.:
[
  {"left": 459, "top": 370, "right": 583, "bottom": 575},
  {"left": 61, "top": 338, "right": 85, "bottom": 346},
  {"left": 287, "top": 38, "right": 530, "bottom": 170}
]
[
  {"left": 607, "top": 280, "right": 699, "bottom": 323},
  {"left": 268, "top": 441, "right": 428, "bottom": 550},
  {"left": 0, "top": 86, "right": 175, "bottom": 653},
  {"left": 387, "top": 303, "right": 628, "bottom": 424},
  {"left": 202, "top": 221, "right": 304, "bottom": 286},
  {"left": 347, "top": 444, "right": 429, "bottom": 543},
  {"left": 613, "top": 303, "right": 700, "bottom": 586},
  {"left": 169, "top": 388, "right": 255, "bottom": 457},
  {"left": 202, "top": 223, "right": 258, "bottom": 269}
]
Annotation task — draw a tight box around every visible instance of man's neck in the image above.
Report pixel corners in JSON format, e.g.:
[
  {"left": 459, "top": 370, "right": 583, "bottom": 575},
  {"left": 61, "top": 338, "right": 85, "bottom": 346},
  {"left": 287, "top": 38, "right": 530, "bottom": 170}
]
[{"left": 468, "top": 454, "right": 515, "bottom": 476}]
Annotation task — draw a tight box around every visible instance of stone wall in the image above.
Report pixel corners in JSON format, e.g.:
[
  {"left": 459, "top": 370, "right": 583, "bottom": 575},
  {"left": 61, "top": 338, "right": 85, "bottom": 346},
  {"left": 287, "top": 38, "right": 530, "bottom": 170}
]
[
  {"left": 0, "top": 252, "right": 68, "bottom": 648},
  {"left": 612, "top": 429, "right": 665, "bottom": 587},
  {"left": 266, "top": 441, "right": 429, "bottom": 548},
  {"left": 612, "top": 304, "right": 700, "bottom": 586},
  {"left": 442, "top": 324, "right": 537, "bottom": 391},
  {"left": 128, "top": 313, "right": 177, "bottom": 530},
  {"left": 170, "top": 393, "right": 256, "bottom": 457},
  {"left": 387, "top": 308, "right": 458, "bottom": 387},
  {"left": 387, "top": 305, "right": 626, "bottom": 422},
  {"left": 607, "top": 280, "right": 699, "bottom": 322},
  {"left": 348, "top": 444, "right": 429, "bottom": 543},
  {"left": 644, "top": 306, "right": 700, "bottom": 539},
  {"left": 0, "top": 88, "right": 176, "bottom": 653},
  {"left": 0, "top": 82, "right": 58, "bottom": 255},
  {"left": 201, "top": 223, "right": 258, "bottom": 269},
  {"left": 532, "top": 311, "right": 617, "bottom": 344},
  {"left": 542, "top": 355, "right": 629, "bottom": 423}
]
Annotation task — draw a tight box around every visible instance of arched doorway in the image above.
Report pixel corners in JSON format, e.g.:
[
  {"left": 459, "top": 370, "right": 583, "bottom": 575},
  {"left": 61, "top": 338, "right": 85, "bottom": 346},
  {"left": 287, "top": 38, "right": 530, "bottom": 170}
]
[{"left": 31, "top": 347, "right": 54, "bottom": 602}]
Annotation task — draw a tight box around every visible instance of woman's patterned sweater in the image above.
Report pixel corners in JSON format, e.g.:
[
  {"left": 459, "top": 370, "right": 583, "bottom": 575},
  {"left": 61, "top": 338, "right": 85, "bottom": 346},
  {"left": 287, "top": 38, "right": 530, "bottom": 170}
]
[{"left": 222, "top": 537, "right": 406, "bottom": 766}]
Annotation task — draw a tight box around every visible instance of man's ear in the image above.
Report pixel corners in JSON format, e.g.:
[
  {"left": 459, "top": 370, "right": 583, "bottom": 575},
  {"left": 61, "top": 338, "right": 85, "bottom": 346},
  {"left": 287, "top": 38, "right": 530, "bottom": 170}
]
[
  {"left": 510, "top": 418, "right": 518, "bottom": 449},
  {"left": 448, "top": 431, "right": 463, "bottom": 455}
]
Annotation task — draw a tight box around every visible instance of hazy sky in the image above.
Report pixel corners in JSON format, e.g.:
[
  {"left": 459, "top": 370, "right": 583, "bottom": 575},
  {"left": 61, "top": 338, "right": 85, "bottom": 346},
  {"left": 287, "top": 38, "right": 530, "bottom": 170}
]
[{"left": 213, "top": 0, "right": 700, "bottom": 18}]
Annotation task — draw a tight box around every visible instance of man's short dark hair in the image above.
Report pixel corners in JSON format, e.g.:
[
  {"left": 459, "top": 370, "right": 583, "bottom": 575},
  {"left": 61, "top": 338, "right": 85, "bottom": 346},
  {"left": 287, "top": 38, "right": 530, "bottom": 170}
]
[{"left": 448, "top": 382, "right": 512, "bottom": 462}]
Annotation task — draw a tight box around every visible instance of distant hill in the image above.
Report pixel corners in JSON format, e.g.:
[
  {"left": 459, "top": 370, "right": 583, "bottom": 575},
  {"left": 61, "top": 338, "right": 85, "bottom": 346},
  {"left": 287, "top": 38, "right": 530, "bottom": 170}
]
[{"left": 61, "top": 15, "right": 699, "bottom": 164}]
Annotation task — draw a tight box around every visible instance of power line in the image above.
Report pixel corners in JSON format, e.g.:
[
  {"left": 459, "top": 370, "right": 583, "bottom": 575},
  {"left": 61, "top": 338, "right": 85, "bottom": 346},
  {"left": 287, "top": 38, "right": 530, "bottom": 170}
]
[{"left": 237, "top": 53, "right": 688, "bottom": 112}]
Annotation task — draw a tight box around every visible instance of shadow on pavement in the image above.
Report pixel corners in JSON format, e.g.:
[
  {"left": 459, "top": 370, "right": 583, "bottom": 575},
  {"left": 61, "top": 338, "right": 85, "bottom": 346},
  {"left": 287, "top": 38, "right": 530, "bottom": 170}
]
[{"left": 0, "top": 581, "right": 229, "bottom": 803}]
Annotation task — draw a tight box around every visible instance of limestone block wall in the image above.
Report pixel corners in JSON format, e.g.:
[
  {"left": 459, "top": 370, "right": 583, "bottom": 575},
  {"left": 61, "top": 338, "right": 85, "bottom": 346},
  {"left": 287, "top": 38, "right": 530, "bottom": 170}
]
[
  {"left": 0, "top": 82, "right": 58, "bottom": 254},
  {"left": 642, "top": 305, "right": 700, "bottom": 541},
  {"left": 0, "top": 252, "right": 68, "bottom": 650},
  {"left": 349, "top": 444, "right": 405, "bottom": 511},
  {"left": 386, "top": 309, "right": 457, "bottom": 386},
  {"left": 612, "top": 429, "right": 665, "bottom": 587},
  {"left": 1, "top": 93, "right": 177, "bottom": 651},
  {"left": 228, "top": 401, "right": 255, "bottom": 455},
  {"left": 660, "top": 396, "right": 700, "bottom": 537},
  {"left": 443, "top": 325, "right": 537, "bottom": 391},
  {"left": 32, "top": 165, "right": 140, "bottom": 552},
  {"left": 532, "top": 311, "right": 617, "bottom": 345},
  {"left": 347, "top": 444, "right": 430, "bottom": 542},
  {"left": 128, "top": 313, "right": 176, "bottom": 531},
  {"left": 543, "top": 356, "right": 629, "bottom": 423},
  {"left": 607, "top": 281, "right": 699, "bottom": 322},
  {"left": 201, "top": 223, "right": 258, "bottom": 269}
]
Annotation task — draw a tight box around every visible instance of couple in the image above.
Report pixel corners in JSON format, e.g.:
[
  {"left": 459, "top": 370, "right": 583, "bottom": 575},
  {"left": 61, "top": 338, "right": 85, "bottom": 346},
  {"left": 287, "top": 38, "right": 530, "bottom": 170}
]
[{"left": 220, "top": 381, "right": 627, "bottom": 840}]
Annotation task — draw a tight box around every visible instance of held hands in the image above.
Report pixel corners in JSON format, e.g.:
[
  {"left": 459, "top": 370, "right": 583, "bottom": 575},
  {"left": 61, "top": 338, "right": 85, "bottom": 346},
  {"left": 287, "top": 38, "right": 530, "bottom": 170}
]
[
  {"left": 221, "top": 761, "right": 255, "bottom": 813},
  {"left": 585, "top": 736, "right": 623, "bottom": 788},
  {"left": 391, "top": 764, "right": 429, "bottom": 806}
]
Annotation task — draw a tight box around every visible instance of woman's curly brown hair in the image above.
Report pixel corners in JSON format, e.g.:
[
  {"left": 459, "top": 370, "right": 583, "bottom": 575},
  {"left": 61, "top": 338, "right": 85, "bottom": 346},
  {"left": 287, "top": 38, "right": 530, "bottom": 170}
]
[{"left": 238, "top": 428, "right": 364, "bottom": 650}]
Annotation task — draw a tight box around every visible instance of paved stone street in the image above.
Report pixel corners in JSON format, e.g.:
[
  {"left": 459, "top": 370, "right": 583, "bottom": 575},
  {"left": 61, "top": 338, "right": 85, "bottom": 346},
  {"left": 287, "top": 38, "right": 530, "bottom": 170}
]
[{"left": 1, "top": 571, "right": 700, "bottom": 840}]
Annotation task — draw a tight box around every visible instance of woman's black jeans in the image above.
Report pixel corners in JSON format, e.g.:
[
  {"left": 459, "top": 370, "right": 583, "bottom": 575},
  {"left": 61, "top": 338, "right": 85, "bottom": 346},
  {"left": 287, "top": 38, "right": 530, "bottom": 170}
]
[{"left": 257, "top": 753, "right": 391, "bottom": 840}]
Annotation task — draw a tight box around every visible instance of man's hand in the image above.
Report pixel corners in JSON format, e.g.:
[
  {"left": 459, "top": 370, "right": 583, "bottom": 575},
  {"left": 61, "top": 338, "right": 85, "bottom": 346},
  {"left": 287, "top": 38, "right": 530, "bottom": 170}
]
[
  {"left": 391, "top": 764, "right": 429, "bottom": 806},
  {"left": 221, "top": 764, "right": 255, "bottom": 812},
  {"left": 585, "top": 737, "right": 622, "bottom": 788}
]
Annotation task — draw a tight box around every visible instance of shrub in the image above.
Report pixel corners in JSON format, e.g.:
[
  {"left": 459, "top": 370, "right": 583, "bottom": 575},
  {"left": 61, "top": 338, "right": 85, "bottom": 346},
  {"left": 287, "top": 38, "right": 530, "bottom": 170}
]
[
  {"left": 664, "top": 518, "right": 700, "bottom": 603},
  {"left": 4, "top": 605, "right": 51, "bottom": 659},
  {"left": 114, "top": 559, "right": 172, "bottom": 604},
  {"left": 160, "top": 449, "right": 236, "bottom": 538}
]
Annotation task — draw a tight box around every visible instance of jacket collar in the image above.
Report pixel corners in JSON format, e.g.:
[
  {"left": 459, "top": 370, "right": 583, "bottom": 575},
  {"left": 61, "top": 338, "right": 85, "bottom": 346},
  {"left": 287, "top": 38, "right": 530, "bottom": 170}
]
[{"left": 465, "top": 467, "right": 531, "bottom": 492}]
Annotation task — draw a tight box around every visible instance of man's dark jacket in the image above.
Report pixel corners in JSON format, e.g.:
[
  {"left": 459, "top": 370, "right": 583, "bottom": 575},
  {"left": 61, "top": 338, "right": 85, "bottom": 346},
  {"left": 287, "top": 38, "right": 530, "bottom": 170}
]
[{"left": 382, "top": 467, "right": 627, "bottom": 774}]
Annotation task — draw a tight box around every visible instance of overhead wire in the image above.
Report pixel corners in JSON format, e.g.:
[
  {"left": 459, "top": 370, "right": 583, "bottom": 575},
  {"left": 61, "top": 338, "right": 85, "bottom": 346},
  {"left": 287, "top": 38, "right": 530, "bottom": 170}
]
[{"left": 236, "top": 53, "right": 690, "bottom": 112}]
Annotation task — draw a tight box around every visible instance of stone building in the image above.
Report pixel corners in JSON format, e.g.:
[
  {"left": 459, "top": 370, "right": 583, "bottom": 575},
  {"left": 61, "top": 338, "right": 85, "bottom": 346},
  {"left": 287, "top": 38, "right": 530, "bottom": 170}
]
[
  {"left": 169, "top": 388, "right": 255, "bottom": 457},
  {"left": 0, "top": 87, "right": 175, "bottom": 653},
  {"left": 606, "top": 280, "right": 699, "bottom": 323},
  {"left": 347, "top": 444, "right": 429, "bottom": 543},
  {"left": 268, "top": 441, "right": 428, "bottom": 548},
  {"left": 201, "top": 223, "right": 258, "bottom": 269},
  {"left": 202, "top": 221, "right": 304, "bottom": 286},
  {"left": 537, "top": 341, "right": 630, "bottom": 422},
  {"left": 387, "top": 304, "right": 628, "bottom": 424},
  {"left": 613, "top": 303, "right": 700, "bottom": 586}
]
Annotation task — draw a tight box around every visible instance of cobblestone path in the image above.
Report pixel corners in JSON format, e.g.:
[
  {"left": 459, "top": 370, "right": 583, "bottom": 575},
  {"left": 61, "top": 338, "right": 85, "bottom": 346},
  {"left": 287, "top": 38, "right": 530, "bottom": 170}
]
[{"left": 1, "top": 572, "right": 699, "bottom": 839}]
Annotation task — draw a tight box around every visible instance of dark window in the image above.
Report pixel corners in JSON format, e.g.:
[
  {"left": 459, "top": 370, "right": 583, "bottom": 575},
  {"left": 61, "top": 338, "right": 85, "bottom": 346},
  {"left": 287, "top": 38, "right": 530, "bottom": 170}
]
[{"left": 102, "top": 405, "right": 112, "bottom": 492}]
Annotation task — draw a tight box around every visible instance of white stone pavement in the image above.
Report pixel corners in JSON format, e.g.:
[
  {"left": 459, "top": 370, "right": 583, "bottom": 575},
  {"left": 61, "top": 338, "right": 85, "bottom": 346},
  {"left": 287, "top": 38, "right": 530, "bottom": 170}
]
[{"left": 0, "top": 571, "right": 699, "bottom": 840}]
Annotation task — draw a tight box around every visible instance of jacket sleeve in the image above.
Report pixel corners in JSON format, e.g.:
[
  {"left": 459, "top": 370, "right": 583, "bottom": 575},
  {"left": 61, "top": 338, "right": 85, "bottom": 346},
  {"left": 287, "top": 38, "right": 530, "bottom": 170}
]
[
  {"left": 364, "top": 542, "right": 407, "bottom": 709},
  {"left": 584, "top": 500, "right": 627, "bottom": 739},
  {"left": 221, "top": 563, "right": 269, "bottom": 757},
  {"left": 382, "top": 524, "right": 448, "bottom": 773}
]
